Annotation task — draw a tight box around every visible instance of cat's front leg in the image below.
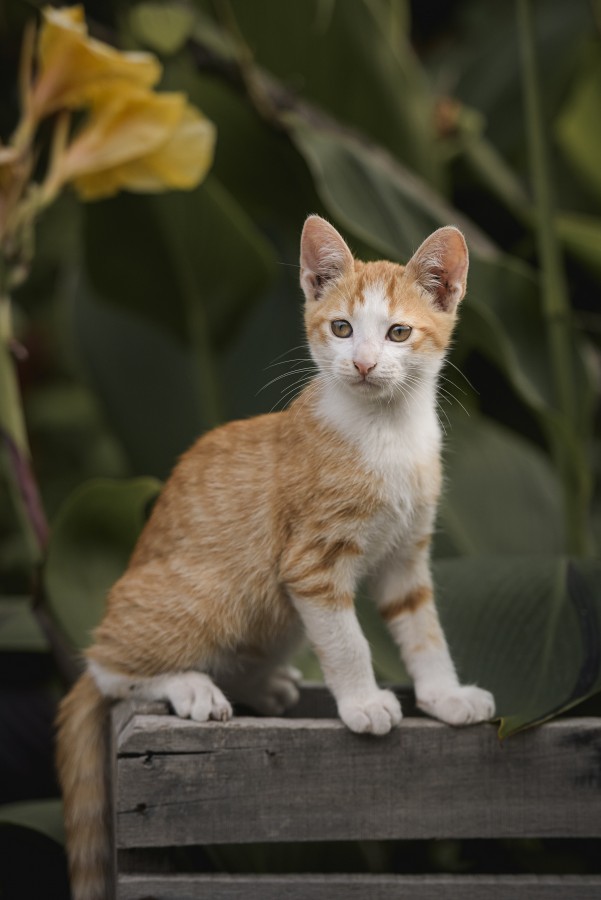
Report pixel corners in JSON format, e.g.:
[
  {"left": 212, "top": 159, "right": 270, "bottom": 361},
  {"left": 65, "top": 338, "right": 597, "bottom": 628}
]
[
  {"left": 290, "top": 593, "right": 402, "bottom": 735},
  {"left": 372, "top": 547, "right": 495, "bottom": 726}
]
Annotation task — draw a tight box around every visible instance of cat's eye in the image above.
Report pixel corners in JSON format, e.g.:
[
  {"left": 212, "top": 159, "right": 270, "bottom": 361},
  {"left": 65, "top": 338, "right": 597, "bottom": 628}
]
[
  {"left": 331, "top": 319, "right": 353, "bottom": 338},
  {"left": 387, "top": 324, "right": 412, "bottom": 343}
]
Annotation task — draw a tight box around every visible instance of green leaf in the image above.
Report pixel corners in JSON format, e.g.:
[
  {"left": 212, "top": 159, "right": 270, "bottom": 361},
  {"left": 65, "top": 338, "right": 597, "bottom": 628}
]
[
  {"left": 285, "top": 112, "right": 498, "bottom": 262},
  {"left": 445, "top": 1, "right": 591, "bottom": 163},
  {"left": 439, "top": 413, "right": 565, "bottom": 556},
  {"left": 222, "top": 0, "right": 440, "bottom": 183},
  {"left": 83, "top": 175, "right": 275, "bottom": 353},
  {"left": 129, "top": 2, "right": 195, "bottom": 55},
  {"left": 434, "top": 554, "right": 601, "bottom": 737},
  {"left": 0, "top": 799, "right": 64, "bottom": 845},
  {"left": 81, "top": 177, "right": 276, "bottom": 439},
  {"left": 73, "top": 275, "right": 207, "bottom": 477},
  {"left": 0, "top": 597, "right": 48, "bottom": 651},
  {"left": 44, "top": 478, "right": 161, "bottom": 651}
]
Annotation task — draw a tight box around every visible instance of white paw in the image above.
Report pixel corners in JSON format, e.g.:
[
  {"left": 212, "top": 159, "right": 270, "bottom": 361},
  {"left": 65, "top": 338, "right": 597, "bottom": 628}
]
[
  {"left": 339, "top": 689, "right": 402, "bottom": 736},
  {"left": 417, "top": 683, "right": 495, "bottom": 726},
  {"left": 164, "top": 672, "right": 232, "bottom": 722},
  {"left": 246, "top": 665, "right": 302, "bottom": 715}
]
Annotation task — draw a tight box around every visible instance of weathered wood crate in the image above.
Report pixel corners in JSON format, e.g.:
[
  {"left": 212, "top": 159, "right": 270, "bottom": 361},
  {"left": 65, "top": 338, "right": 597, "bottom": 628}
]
[{"left": 110, "top": 685, "right": 601, "bottom": 899}]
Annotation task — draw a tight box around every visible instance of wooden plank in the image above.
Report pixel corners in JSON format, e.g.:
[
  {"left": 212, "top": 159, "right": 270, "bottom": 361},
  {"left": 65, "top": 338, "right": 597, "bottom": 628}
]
[
  {"left": 117, "top": 873, "right": 601, "bottom": 900},
  {"left": 114, "top": 713, "right": 601, "bottom": 846},
  {"left": 111, "top": 685, "right": 416, "bottom": 728}
]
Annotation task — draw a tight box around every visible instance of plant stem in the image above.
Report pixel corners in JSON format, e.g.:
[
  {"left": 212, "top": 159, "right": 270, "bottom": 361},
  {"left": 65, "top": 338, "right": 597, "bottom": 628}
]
[
  {"left": 517, "top": 0, "right": 590, "bottom": 556},
  {"left": 0, "top": 294, "right": 47, "bottom": 563},
  {"left": 0, "top": 298, "right": 28, "bottom": 452}
]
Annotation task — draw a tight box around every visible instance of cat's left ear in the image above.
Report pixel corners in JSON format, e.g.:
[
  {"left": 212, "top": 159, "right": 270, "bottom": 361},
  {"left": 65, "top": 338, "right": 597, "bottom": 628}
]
[
  {"left": 405, "top": 226, "right": 469, "bottom": 313},
  {"left": 300, "top": 215, "right": 354, "bottom": 302}
]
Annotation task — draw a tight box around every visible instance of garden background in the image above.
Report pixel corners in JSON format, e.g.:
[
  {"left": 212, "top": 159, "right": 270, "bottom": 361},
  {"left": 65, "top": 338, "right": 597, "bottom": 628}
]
[{"left": 1, "top": 0, "right": 601, "bottom": 895}]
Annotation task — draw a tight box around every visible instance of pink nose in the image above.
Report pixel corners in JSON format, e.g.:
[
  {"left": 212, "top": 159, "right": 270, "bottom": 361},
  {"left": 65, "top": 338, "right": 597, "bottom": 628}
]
[{"left": 354, "top": 360, "right": 376, "bottom": 377}]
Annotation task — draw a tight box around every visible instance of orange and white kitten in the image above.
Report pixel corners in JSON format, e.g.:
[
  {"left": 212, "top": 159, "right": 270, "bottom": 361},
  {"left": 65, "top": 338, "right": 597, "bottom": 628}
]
[{"left": 56, "top": 215, "right": 495, "bottom": 899}]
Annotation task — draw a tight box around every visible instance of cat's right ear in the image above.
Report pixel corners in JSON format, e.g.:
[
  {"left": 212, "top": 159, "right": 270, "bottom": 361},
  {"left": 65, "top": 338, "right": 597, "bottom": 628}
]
[{"left": 300, "top": 215, "right": 354, "bottom": 302}]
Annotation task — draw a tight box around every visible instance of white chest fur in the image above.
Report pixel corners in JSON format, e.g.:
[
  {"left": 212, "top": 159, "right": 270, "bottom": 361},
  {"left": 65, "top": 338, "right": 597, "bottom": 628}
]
[{"left": 315, "top": 381, "right": 441, "bottom": 564}]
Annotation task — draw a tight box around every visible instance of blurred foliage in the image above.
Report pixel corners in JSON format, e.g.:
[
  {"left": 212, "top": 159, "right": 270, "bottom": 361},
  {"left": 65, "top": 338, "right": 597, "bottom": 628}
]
[{"left": 1, "top": 0, "right": 601, "bottom": 886}]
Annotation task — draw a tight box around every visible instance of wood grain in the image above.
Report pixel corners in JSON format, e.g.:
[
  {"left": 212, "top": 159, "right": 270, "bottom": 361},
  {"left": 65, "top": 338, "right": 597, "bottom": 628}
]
[
  {"left": 116, "top": 873, "right": 601, "bottom": 900},
  {"left": 112, "top": 696, "right": 601, "bottom": 846}
]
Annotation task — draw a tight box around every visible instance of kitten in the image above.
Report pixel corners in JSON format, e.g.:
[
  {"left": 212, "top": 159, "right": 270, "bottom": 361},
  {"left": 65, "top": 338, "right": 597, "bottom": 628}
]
[{"left": 56, "top": 215, "right": 495, "bottom": 899}]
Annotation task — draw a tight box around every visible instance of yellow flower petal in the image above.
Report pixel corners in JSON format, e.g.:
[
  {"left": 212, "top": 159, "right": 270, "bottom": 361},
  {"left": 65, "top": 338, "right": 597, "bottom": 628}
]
[
  {"left": 71, "top": 104, "right": 216, "bottom": 200},
  {"left": 58, "top": 90, "right": 186, "bottom": 182},
  {"left": 116, "top": 107, "right": 216, "bottom": 190},
  {"left": 31, "top": 5, "right": 162, "bottom": 119}
]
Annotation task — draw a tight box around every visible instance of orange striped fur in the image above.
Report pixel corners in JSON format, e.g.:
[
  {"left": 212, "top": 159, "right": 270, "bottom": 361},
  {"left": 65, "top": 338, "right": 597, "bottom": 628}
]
[{"left": 56, "top": 215, "right": 495, "bottom": 900}]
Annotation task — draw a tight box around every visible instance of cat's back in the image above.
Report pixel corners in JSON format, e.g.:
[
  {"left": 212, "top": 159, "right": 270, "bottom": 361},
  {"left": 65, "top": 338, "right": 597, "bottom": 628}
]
[{"left": 131, "top": 412, "right": 288, "bottom": 566}]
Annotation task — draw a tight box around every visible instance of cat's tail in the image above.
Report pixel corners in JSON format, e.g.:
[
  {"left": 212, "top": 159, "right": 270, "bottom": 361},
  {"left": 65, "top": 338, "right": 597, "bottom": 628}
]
[{"left": 56, "top": 669, "right": 112, "bottom": 900}]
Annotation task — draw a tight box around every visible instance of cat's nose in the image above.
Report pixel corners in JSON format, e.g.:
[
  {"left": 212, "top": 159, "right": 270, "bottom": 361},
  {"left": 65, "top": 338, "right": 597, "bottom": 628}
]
[{"left": 354, "top": 360, "right": 376, "bottom": 377}]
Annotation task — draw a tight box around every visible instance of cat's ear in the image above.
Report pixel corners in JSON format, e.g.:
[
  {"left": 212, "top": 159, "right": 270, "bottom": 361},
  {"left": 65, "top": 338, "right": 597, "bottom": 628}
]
[
  {"left": 300, "top": 215, "right": 354, "bottom": 302},
  {"left": 405, "top": 226, "right": 468, "bottom": 313}
]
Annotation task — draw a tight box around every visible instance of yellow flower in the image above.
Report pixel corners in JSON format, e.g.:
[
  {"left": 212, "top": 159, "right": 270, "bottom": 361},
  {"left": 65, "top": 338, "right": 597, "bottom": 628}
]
[
  {"left": 30, "top": 5, "right": 162, "bottom": 120},
  {"left": 49, "top": 89, "right": 216, "bottom": 200}
]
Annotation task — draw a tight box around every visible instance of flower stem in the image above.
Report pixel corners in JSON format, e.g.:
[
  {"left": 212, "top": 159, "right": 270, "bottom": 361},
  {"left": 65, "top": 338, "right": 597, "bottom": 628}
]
[
  {"left": 0, "top": 296, "right": 29, "bottom": 453},
  {"left": 517, "top": 0, "right": 591, "bottom": 555},
  {"left": 0, "top": 293, "right": 46, "bottom": 564}
]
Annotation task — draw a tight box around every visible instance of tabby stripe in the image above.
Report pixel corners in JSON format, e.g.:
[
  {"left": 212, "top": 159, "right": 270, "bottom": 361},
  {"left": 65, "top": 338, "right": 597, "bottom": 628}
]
[
  {"left": 415, "top": 533, "right": 433, "bottom": 551},
  {"left": 380, "top": 585, "right": 432, "bottom": 622},
  {"left": 308, "top": 538, "right": 362, "bottom": 570},
  {"left": 286, "top": 539, "right": 362, "bottom": 583},
  {"left": 293, "top": 586, "right": 354, "bottom": 607}
]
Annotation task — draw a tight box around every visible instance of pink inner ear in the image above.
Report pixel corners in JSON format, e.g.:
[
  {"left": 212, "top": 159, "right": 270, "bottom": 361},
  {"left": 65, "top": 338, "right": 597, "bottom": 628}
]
[
  {"left": 300, "top": 216, "right": 354, "bottom": 301},
  {"left": 407, "top": 227, "right": 469, "bottom": 313}
]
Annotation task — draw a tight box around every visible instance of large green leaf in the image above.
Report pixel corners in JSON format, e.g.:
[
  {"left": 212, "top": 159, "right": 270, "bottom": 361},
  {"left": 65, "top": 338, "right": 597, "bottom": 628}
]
[
  {"left": 285, "top": 111, "right": 497, "bottom": 262},
  {"left": 221, "top": 0, "right": 440, "bottom": 184},
  {"left": 434, "top": 554, "right": 601, "bottom": 737},
  {"left": 442, "top": 0, "right": 592, "bottom": 168},
  {"left": 0, "top": 799, "right": 64, "bottom": 845},
  {"left": 44, "top": 478, "right": 161, "bottom": 651},
  {"left": 84, "top": 175, "right": 276, "bottom": 353},
  {"left": 439, "top": 413, "right": 564, "bottom": 556},
  {"left": 73, "top": 271, "right": 210, "bottom": 477},
  {"left": 79, "top": 176, "right": 277, "bottom": 463}
]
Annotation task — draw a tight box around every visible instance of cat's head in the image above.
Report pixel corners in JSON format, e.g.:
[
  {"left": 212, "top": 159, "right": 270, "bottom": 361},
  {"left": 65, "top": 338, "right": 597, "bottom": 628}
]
[{"left": 300, "top": 215, "right": 468, "bottom": 400}]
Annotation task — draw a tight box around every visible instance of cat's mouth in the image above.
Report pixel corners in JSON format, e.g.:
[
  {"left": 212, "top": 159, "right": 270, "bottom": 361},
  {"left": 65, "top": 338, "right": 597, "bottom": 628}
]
[{"left": 349, "top": 374, "right": 386, "bottom": 393}]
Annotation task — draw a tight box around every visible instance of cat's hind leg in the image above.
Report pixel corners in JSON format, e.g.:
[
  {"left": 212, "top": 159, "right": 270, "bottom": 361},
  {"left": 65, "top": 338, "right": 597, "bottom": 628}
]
[
  {"left": 88, "top": 661, "right": 233, "bottom": 722},
  {"left": 218, "top": 662, "right": 303, "bottom": 716}
]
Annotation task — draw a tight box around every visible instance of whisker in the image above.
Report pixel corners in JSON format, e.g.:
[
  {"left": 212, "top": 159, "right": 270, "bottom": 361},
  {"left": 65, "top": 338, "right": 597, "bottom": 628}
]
[
  {"left": 267, "top": 343, "right": 310, "bottom": 366},
  {"left": 257, "top": 367, "right": 318, "bottom": 394},
  {"left": 436, "top": 385, "right": 470, "bottom": 418},
  {"left": 444, "top": 358, "right": 478, "bottom": 394},
  {"left": 267, "top": 357, "right": 313, "bottom": 369},
  {"left": 438, "top": 372, "right": 467, "bottom": 396}
]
